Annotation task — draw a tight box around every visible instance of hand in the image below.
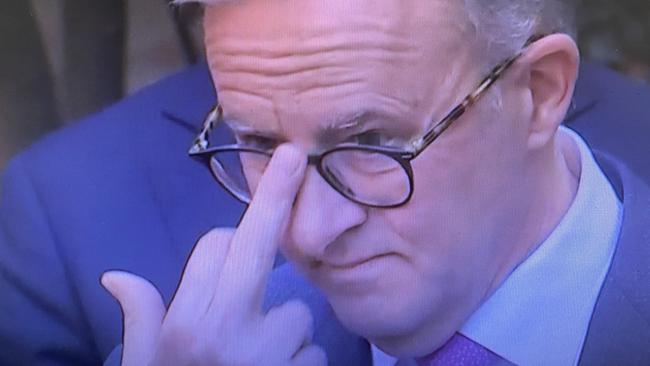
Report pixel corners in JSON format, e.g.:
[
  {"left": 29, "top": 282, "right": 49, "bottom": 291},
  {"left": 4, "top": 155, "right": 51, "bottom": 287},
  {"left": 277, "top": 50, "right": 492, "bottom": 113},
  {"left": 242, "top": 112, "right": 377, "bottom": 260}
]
[{"left": 101, "top": 144, "right": 325, "bottom": 366}]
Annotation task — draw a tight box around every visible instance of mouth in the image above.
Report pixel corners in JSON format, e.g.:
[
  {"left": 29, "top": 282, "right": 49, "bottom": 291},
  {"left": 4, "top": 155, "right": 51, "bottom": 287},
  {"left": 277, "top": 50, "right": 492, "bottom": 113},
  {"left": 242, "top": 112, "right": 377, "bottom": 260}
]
[
  {"left": 326, "top": 254, "right": 392, "bottom": 270},
  {"left": 319, "top": 253, "right": 396, "bottom": 286}
]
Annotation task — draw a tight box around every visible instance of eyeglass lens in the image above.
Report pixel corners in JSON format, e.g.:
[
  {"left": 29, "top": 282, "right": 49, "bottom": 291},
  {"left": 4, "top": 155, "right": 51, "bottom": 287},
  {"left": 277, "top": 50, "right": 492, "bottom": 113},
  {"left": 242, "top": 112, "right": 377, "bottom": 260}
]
[{"left": 210, "top": 148, "right": 410, "bottom": 206}]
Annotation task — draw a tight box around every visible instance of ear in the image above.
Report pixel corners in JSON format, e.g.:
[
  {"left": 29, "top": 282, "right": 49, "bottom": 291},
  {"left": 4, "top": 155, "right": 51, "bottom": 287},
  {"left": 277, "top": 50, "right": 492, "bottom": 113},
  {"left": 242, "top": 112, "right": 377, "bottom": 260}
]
[{"left": 518, "top": 34, "right": 579, "bottom": 150}]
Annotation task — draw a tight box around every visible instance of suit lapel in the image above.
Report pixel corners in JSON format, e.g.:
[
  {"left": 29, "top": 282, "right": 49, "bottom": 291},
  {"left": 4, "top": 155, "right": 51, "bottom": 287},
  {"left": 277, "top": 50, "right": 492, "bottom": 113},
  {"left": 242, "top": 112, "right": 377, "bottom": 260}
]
[{"left": 579, "top": 153, "right": 650, "bottom": 366}]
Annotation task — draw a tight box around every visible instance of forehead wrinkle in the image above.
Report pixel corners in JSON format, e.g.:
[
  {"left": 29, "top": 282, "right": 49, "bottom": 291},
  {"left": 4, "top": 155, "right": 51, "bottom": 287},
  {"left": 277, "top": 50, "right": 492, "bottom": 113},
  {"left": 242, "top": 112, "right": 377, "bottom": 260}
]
[
  {"left": 210, "top": 31, "right": 417, "bottom": 60},
  {"left": 221, "top": 94, "right": 408, "bottom": 138},
  {"left": 217, "top": 85, "right": 273, "bottom": 105},
  {"left": 213, "top": 61, "right": 360, "bottom": 87},
  {"left": 210, "top": 47, "right": 418, "bottom": 116},
  {"left": 210, "top": 43, "right": 420, "bottom": 108},
  {"left": 206, "top": 0, "right": 473, "bottom": 77},
  {"left": 208, "top": 21, "right": 419, "bottom": 68},
  {"left": 206, "top": 5, "right": 418, "bottom": 52},
  {"left": 209, "top": 42, "right": 418, "bottom": 83},
  {"left": 211, "top": 52, "right": 412, "bottom": 99}
]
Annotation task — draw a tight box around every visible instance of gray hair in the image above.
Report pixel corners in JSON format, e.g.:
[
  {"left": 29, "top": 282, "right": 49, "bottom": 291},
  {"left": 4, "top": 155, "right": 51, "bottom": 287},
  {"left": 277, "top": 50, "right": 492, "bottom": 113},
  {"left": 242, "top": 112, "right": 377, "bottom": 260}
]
[
  {"left": 177, "top": 0, "right": 578, "bottom": 64},
  {"left": 464, "top": 0, "right": 578, "bottom": 64}
]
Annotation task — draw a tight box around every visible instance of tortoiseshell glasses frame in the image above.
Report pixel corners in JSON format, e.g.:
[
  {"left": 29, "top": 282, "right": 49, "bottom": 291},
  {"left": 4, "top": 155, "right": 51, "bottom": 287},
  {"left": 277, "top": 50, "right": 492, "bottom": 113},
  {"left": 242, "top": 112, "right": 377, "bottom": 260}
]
[{"left": 188, "top": 34, "right": 545, "bottom": 208}]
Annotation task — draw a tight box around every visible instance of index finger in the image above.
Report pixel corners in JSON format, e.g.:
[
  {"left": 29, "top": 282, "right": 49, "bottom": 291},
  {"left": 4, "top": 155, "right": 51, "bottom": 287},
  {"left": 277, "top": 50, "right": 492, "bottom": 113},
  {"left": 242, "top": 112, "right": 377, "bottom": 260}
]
[{"left": 216, "top": 144, "right": 306, "bottom": 314}]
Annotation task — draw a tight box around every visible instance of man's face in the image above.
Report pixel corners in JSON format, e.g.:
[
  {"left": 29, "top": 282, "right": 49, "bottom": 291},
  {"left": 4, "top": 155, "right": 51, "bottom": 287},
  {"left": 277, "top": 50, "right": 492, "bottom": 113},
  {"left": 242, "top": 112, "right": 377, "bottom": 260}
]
[{"left": 204, "top": 0, "right": 531, "bottom": 354}]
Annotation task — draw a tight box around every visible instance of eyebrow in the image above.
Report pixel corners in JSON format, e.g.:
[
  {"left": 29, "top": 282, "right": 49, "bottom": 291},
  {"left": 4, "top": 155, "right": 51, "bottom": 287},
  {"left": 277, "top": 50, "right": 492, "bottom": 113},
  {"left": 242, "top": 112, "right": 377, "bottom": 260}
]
[
  {"left": 222, "top": 109, "right": 393, "bottom": 144},
  {"left": 318, "top": 110, "right": 374, "bottom": 144},
  {"left": 324, "top": 110, "right": 367, "bottom": 131}
]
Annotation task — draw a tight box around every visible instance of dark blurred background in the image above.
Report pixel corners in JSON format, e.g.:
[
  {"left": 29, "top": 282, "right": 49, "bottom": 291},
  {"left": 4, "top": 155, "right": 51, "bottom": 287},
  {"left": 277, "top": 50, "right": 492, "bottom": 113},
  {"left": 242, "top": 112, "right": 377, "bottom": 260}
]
[{"left": 1, "top": 0, "right": 649, "bottom": 171}]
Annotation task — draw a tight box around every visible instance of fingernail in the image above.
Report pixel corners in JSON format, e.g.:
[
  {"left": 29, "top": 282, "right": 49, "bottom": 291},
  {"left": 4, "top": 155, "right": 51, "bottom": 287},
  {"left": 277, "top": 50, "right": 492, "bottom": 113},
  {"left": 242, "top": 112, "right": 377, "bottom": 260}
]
[{"left": 274, "top": 144, "right": 303, "bottom": 175}]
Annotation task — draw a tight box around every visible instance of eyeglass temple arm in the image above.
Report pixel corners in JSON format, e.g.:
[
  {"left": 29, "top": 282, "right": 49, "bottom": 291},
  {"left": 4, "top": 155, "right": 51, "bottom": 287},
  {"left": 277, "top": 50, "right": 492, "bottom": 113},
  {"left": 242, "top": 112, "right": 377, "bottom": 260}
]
[
  {"left": 409, "top": 55, "right": 521, "bottom": 154},
  {"left": 409, "top": 34, "right": 547, "bottom": 157},
  {"left": 189, "top": 105, "right": 222, "bottom": 154}
]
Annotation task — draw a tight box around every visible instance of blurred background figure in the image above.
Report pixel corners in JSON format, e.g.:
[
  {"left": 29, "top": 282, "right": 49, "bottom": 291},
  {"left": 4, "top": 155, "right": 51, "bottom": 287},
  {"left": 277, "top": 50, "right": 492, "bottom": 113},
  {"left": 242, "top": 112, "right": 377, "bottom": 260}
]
[
  {"left": 0, "top": 0, "right": 649, "bottom": 171},
  {"left": 0, "top": 1, "right": 60, "bottom": 167},
  {"left": 60, "top": 0, "right": 126, "bottom": 121},
  {"left": 0, "top": 0, "right": 201, "bottom": 171},
  {"left": 579, "top": 0, "right": 650, "bottom": 82}
]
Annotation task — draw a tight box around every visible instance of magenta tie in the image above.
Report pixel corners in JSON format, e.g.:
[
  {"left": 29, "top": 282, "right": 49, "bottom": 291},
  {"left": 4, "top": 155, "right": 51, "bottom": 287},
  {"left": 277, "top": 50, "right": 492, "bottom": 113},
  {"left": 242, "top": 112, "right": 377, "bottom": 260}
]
[{"left": 414, "top": 333, "right": 515, "bottom": 366}]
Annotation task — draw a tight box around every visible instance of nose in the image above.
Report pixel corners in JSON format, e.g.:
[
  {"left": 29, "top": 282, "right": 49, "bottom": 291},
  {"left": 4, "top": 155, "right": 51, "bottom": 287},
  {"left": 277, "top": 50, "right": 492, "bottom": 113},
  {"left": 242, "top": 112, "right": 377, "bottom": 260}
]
[{"left": 286, "top": 166, "right": 367, "bottom": 259}]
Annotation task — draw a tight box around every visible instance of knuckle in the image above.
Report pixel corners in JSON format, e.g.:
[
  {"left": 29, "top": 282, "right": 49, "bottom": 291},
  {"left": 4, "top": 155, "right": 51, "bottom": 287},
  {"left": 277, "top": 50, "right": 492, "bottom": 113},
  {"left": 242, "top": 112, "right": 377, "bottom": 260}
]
[
  {"left": 159, "top": 319, "right": 236, "bottom": 365},
  {"left": 288, "top": 300, "right": 314, "bottom": 331},
  {"left": 267, "top": 300, "right": 314, "bottom": 332},
  {"left": 283, "top": 300, "right": 313, "bottom": 322},
  {"left": 159, "top": 321, "right": 201, "bottom": 353},
  {"left": 266, "top": 300, "right": 314, "bottom": 344},
  {"left": 154, "top": 326, "right": 201, "bottom": 364}
]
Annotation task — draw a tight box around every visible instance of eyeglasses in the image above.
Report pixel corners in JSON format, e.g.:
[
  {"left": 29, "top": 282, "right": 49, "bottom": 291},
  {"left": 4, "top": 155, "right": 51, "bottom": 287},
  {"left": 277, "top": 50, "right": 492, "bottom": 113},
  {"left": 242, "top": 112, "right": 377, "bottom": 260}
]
[{"left": 189, "top": 35, "right": 545, "bottom": 208}]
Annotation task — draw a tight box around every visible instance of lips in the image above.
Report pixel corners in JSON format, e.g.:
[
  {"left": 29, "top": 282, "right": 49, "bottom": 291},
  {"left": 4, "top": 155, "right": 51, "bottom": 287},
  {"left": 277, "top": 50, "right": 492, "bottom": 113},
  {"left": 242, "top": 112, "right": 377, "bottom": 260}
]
[
  {"left": 326, "top": 254, "right": 390, "bottom": 270},
  {"left": 322, "top": 253, "right": 395, "bottom": 278},
  {"left": 315, "top": 253, "right": 396, "bottom": 289}
]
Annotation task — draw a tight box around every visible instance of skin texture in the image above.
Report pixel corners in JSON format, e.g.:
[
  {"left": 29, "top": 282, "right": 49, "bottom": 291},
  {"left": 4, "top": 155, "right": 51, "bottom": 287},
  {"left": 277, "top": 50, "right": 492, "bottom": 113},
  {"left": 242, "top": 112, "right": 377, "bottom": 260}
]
[
  {"left": 103, "top": 0, "right": 581, "bottom": 362},
  {"left": 204, "top": 0, "right": 580, "bottom": 357}
]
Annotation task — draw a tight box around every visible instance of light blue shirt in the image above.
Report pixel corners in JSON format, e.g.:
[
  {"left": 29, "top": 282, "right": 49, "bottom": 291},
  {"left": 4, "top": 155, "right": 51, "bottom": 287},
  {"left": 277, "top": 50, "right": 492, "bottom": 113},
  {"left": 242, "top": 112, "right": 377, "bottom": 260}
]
[{"left": 372, "top": 127, "right": 623, "bottom": 366}]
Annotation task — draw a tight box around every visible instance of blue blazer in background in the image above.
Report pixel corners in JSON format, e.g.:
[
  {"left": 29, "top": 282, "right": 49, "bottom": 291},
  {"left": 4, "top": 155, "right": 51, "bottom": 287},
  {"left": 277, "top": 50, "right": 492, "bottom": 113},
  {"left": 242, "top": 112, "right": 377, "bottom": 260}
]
[{"left": 0, "top": 62, "right": 648, "bottom": 365}]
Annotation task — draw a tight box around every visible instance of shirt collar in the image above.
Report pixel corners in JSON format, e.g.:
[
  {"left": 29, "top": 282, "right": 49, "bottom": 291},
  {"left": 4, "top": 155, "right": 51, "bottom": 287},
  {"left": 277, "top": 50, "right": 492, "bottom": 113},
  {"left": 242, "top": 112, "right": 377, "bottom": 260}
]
[{"left": 458, "top": 126, "right": 623, "bottom": 366}]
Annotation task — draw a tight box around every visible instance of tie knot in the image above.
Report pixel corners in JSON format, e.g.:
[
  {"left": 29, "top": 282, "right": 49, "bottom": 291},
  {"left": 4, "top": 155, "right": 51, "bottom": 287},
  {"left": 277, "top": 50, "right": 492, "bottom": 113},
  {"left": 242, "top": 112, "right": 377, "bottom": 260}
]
[{"left": 414, "top": 333, "right": 513, "bottom": 366}]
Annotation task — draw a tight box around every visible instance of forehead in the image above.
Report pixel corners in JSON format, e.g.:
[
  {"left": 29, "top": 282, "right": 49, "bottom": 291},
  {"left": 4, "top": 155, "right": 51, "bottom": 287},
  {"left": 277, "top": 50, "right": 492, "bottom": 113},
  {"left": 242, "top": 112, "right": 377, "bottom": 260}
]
[
  {"left": 202, "top": 0, "right": 475, "bottom": 138},
  {"left": 204, "top": 0, "right": 468, "bottom": 51}
]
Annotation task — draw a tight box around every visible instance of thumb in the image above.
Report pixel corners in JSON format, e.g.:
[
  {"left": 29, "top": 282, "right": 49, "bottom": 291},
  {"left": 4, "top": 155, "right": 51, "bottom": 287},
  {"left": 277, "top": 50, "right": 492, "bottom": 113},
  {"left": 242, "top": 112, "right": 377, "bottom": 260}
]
[{"left": 101, "top": 271, "right": 166, "bottom": 366}]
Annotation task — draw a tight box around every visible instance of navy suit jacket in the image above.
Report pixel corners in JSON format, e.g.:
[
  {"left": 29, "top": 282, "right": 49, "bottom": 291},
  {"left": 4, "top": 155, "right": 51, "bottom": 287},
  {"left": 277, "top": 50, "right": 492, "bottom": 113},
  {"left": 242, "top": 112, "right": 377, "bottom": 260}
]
[{"left": 0, "top": 62, "right": 648, "bottom": 365}]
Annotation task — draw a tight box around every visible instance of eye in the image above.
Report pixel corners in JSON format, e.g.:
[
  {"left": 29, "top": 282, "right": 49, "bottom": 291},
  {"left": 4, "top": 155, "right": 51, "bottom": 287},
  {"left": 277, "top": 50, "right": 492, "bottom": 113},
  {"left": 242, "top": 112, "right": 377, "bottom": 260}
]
[
  {"left": 236, "top": 134, "right": 279, "bottom": 150},
  {"left": 346, "top": 130, "right": 395, "bottom": 146}
]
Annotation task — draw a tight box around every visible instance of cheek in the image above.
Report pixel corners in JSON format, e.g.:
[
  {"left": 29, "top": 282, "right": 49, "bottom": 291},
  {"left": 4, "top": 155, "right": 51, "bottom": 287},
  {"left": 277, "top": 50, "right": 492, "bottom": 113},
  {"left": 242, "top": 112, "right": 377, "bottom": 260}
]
[
  {"left": 382, "top": 205, "right": 474, "bottom": 290},
  {"left": 380, "top": 186, "right": 480, "bottom": 288},
  {"left": 381, "top": 141, "right": 505, "bottom": 280},
  {"left": 387, "top": 156, "right": 473, "bottom": 254}
]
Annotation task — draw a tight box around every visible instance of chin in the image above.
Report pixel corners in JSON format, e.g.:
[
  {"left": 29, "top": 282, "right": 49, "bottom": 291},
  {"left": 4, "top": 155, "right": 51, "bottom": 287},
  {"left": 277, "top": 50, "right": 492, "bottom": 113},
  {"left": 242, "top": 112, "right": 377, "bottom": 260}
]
[
  {"left": 330, "top": 288, "right": 457, "bottom": 359},
  {"left": 326, "top": 281, "right": 436, "bottom": 344}
]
